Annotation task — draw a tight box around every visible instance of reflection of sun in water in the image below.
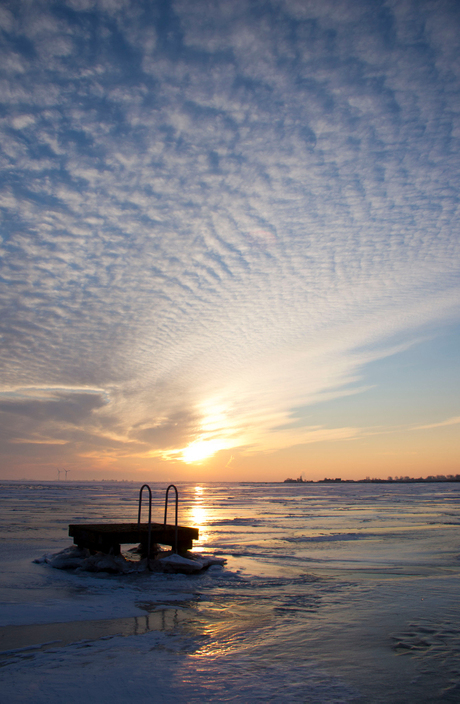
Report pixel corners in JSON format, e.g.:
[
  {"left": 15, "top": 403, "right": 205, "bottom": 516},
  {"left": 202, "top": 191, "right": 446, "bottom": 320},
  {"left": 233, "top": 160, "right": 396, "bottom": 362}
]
[
  {"left": 191, "top": 504, "right": 207, "bottom": 526},
  {"left": 192, "top": 485, "right": 206, "bottom": 524},
  {"left": 190, "top": 485, "right": 208, "bottom": 547}
]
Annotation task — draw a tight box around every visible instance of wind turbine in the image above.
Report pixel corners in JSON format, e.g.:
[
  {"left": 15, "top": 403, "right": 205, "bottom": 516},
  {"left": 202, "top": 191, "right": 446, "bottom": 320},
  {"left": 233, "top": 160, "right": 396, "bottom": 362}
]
[
  {"left": 57, "top": 469, "right": 61, "bottom": 481},
  {"left": 64, "top": 469, "right": 70, "bottom": 480}
]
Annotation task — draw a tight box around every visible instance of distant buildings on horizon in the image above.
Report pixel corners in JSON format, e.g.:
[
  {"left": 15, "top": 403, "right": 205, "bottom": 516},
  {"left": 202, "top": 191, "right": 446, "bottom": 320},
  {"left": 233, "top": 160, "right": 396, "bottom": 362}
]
[{"left": 284, "top": 474, "right": 460, "bottom": 483}]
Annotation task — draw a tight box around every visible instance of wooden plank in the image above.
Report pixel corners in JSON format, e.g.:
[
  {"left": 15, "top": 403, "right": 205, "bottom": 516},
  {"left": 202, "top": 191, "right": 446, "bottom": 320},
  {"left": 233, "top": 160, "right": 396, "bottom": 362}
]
[{"left": 68, "top": 522, "right": 199, "bottom": 555}]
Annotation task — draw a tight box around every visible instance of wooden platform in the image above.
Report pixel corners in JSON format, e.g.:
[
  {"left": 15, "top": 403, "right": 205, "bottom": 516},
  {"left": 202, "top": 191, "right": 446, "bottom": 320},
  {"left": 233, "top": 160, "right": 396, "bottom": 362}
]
[{"left": 68, "top": 522, "right": 199, "bottom": 556}]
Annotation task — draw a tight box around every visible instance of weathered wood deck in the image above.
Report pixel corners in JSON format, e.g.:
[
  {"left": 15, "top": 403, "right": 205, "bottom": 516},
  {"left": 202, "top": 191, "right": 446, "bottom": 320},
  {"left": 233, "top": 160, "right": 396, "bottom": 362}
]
[{"left": 68, "top": 522, "right": 199, "bottom": 556}]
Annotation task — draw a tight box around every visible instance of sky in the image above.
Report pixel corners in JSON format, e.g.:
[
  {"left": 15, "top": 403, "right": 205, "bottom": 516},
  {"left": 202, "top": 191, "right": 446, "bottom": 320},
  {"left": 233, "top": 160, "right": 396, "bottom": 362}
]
[{"left": 0, "top": 0, "right": 459, "bottom": 482}]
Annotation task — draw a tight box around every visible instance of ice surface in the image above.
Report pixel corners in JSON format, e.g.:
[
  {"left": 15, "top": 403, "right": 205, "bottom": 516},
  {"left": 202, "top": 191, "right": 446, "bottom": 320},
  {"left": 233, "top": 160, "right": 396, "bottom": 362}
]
[{"left": 0, "top": 481, "right": 460, "bottom": 702}]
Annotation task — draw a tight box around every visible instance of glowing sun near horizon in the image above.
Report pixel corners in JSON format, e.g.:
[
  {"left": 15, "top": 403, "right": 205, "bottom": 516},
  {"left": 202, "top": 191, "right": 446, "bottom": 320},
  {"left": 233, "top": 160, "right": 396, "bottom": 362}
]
[{"left": 180, "top": 439, "right": 228, "bottom": 464}]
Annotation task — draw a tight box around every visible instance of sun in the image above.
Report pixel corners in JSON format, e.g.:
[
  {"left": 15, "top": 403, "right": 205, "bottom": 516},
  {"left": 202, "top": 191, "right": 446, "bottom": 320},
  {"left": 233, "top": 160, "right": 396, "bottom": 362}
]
[{"left": 180, "top": 439, "right": 226, "bottom": 464}]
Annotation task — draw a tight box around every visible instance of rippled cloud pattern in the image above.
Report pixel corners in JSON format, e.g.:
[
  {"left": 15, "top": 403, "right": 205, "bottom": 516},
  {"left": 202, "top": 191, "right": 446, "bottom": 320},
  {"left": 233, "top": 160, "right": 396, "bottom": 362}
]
[{"left": 0, "top": 0, "right": 459, "bottom": 478}]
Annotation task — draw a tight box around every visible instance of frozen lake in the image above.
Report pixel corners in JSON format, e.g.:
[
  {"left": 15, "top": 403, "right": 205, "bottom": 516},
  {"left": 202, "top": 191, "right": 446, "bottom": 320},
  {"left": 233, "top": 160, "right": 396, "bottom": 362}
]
[{"left": 0, "top": 481, "right": 459, "bottom": 703}]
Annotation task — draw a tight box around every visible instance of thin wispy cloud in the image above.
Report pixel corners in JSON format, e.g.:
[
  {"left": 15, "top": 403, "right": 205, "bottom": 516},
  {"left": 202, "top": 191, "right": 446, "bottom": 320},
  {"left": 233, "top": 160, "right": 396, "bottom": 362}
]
[
  {"left": 414, "top": 416, "right": 460, "bottom": 431},
  {"left": 0, "top": 0, "right": 459, "bottom": 477}
]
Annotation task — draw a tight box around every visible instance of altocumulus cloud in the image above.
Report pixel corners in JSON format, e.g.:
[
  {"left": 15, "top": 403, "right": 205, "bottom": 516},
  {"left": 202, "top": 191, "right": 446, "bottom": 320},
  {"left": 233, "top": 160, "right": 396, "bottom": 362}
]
[{"left": 0, "top": 0, "right": 459, "bottom": 472}]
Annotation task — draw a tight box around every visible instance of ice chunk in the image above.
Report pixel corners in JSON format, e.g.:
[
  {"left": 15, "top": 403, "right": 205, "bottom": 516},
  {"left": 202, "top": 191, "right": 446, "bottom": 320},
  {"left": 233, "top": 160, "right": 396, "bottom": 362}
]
[
  {"left": 33, "top": 545, "right": 91, "bottom": 570},
  {"left": 159, "top": 554, "right": 204, "bottom": 574},
  {"left": 33, "top": 545, "right": 226, "bottom": 575}
]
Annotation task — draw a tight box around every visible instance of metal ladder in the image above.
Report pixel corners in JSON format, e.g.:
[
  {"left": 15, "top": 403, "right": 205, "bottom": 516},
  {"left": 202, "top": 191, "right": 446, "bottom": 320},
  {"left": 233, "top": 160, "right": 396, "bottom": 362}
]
[
  {"left": 137, "top": 484, "right": 179, "bottom": 556},
  {"left": 164, "top": 484, "right": 179, "bottom": 554},
  {"left": 137, "top": 484, "right": 152, "bottom": 558}
]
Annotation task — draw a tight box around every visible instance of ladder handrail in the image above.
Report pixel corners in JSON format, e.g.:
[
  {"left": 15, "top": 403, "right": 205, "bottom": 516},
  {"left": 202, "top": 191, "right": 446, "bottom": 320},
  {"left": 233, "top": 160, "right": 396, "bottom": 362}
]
[
  {"left": 137, "top": 484, "right": 152, "bottom": 559},
  {"left": 164, "top": 484, "right": 178, "bottom": 554}
]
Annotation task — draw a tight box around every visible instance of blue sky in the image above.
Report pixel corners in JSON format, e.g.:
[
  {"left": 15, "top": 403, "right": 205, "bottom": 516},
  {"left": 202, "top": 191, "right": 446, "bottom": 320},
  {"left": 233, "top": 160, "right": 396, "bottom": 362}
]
[{"left": 0, "top": 0, "right": 459, "bottom": 480}]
